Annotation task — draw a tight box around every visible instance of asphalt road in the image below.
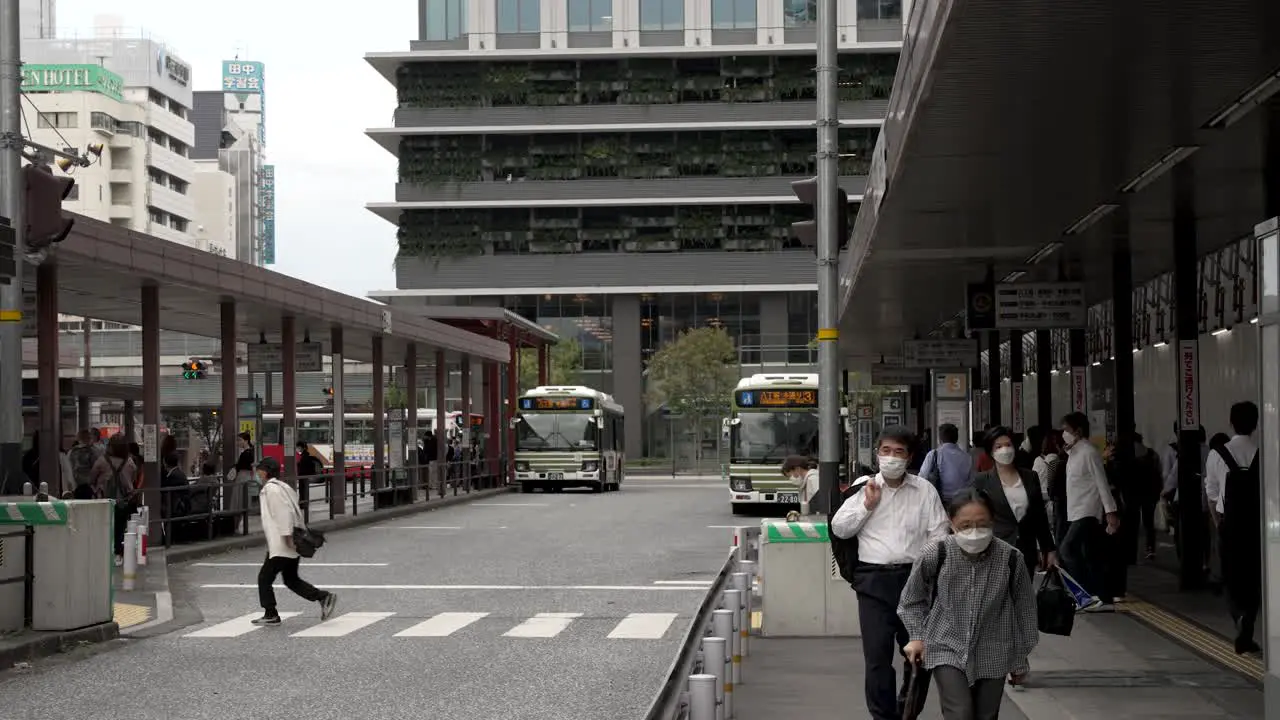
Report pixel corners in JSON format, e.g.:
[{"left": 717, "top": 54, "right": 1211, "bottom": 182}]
[{"left": 1, "top": 476, "right": 747, "bottom": 720}]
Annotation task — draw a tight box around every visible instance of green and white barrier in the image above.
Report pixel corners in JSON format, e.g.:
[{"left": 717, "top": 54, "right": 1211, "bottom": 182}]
[
  {"left": 763, "top": 520, "right": 829, "bottom": 543},
  {"left": 1, "top": 500, "right": 70, "bottom": 525}
]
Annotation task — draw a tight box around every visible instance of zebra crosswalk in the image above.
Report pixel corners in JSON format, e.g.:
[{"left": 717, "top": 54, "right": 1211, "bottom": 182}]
[{"left": 181, "top": 610, "right": 681, "bottom": 641}]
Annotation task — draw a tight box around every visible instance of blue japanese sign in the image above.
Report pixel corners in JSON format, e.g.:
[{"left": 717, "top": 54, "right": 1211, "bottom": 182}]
[{"left": 261, "top": 165, "right": 275, "bottom": 265}]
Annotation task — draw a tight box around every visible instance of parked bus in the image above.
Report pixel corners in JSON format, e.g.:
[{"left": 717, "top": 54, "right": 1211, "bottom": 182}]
[
  {"left": 513, "top": 385, "right": 624, "bottom": 494},
  {"left": 259, "top": 409, "right": 456, "bottom": 470},
  {"left": 723, "top": 373, "right": 850, "bottom": 514}
]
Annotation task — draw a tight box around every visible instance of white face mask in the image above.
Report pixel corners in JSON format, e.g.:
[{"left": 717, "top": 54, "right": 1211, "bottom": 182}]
[
  {"left": 993, "top": 447, "right": 1016, "bottom": 466},
  {"left": 1061, "top": 431, "right": 1076, "bottom": 448},
  {"left": 878, "top": 456, "right": 907, "bottom": 479},
  {"left": 954, "top": 527, "right": 994, "bottom": 554}
]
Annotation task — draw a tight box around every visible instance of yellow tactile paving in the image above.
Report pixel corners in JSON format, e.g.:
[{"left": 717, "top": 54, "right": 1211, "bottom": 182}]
[
  {"left": 751, "top": 610, "right": 762, "bottom": 631},
  {"left": 1121, "top": 598, "right": 1263, "bottom": 681},
  {"left": 113, "top": 602, "right": 152, "bottom": 629}
]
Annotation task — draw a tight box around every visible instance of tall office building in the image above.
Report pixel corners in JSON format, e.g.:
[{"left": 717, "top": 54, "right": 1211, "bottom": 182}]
[{"left": 365, "top": 0, "right": 905, "bottom": 457}]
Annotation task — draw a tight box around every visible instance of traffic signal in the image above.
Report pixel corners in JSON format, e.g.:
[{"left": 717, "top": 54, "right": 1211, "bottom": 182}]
[
  {"left": 323, "top": 386, "right": 334, "bottom": 397},
  {"left": 182, "top": 359, "right": 207, "bottom": 380},
  {"left": 23, "top": 163, "right": 75, "bottom": 251},
  {"left": 789, "top": 176, "right": 850, "bottom": 253}
]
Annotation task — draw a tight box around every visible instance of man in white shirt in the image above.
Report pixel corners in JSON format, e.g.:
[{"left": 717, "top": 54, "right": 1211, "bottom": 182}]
[
  {"left": 831, "top": 426, "right": 949, "bottom": 720},
  {"left": 1203, "top": 401, "right": 1261, "bottom": 654},
  {"left": 252, "top": 457, "right": 338, "bottom": 626},
  {"left": 1056, "top": 412, "right": 1120, "bottom": 611}
]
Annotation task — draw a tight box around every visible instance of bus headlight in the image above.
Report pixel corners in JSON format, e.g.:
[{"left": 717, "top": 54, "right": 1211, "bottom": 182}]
[
  {"left": 730, "top": 476, "right": 753, "bottom": 492},
  {"left": 515, "top": 461, "right": 530, "bottom": 472},
  {"left": 581, "top": 461, "right": 599, "bottom": 472}
]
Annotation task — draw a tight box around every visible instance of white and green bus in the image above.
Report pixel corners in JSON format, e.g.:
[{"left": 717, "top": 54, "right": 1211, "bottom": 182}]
[
  {"left": 513, "top": 385, "right": 625, "bottom": 494},
  {"left": 723, "top": 373, "right": 850, "bottom": 514}
]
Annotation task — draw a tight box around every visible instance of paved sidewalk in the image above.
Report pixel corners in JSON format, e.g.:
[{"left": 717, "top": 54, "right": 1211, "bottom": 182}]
[{"left": 736, "top": 610, "right": 1261, "bottom": 719}]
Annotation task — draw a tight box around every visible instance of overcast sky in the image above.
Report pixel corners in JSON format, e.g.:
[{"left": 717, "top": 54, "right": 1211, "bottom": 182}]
[{"left": 55, "top": 0, "right": 410, "bottom": 297}]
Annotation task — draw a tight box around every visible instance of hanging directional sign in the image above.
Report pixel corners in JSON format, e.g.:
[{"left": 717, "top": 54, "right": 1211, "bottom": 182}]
[{"left": 994, "top": 282, "right": 1087, "bottom": 329}]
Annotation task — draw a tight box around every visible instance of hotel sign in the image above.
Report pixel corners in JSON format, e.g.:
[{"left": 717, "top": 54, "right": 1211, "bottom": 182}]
[{"left": 22, "top": 64, "right": 124, "bottom": 102}]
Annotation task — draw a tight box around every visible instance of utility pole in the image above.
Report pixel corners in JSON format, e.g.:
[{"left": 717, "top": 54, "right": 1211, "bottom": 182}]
[
  {"left": 814, "top": 0, "right": 841, "bottom": 513},
  {"left": 0, "top": 0, "right": 25, "bottom": 493}
]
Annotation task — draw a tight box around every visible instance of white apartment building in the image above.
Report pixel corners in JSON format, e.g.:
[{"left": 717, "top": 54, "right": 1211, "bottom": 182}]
[{"left": 191, "top": 160, "right": 237, "bottom": 259}]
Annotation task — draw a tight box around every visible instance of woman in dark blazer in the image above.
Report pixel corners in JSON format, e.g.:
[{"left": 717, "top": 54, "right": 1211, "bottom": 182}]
[{"left": 974, "top": 425, "right": 1058, "bottom": 576}]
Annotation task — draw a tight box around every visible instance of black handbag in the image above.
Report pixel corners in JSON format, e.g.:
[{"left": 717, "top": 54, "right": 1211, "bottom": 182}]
[
  {"left": 292, "top": 526, "right": 325, "bottom": 558},
  {"left": 1036, "top": 567, "right": 1076, "bottom": 637},
  {"left": 900, "top": 661, "right": 931, "bottom": 720}
]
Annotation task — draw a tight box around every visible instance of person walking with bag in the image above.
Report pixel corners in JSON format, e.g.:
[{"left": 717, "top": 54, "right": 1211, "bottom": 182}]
[
  {"left": 252, "top": 456, "right": 338, "bottom": 626},
  {"left": 898, "top": 488, "right": 1040, "bottom": 720},
  {"left": 90, "top": 434, "right": 139, "bottom": 565}
]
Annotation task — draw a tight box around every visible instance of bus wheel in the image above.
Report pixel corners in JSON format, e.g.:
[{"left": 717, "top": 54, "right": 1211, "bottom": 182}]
[
  {"left": 591, "top": 482, "right": 604, "bottom": 493},
  {"left": 520, "top": 482, "right": 533, "bottom": 494}
]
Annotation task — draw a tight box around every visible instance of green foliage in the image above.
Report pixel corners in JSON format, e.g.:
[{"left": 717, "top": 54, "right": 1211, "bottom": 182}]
[
  {"left": 519, "top": 339, "right": 583, "bottom": 392},
  {"left": 384, "top": 382, "right": 409, "bottom": 410},
  {"left": 645, "top": 327, "right": 739, "bottom": 420}
]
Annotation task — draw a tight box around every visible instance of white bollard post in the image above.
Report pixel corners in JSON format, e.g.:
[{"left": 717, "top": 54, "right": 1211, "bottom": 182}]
[
  {"left": 724, "top": 589, "right": 743, "bottom": 687},
  {"left": 122, "top": 531, "right": 138, "bottom": 590},
  {"left": 22, "top": 481, "right": 31, "bottom": 495},
  {"left": 739, "top": 560, "right": 757, "bottom": 639},
  {"left": 137, "top": 506, "right": 149, "bottom": 566},
  {"left": 731, "top": 572, "right": 750, "bottom": 656},
  {"left": 688, "top": 674, "right": 717, "bottom": 720},
  {"left": 712, "top": 609, "right": 735, "bottom": 718},
  {"left": 703, "top": 636, "right": 727, "bottom": 720}
]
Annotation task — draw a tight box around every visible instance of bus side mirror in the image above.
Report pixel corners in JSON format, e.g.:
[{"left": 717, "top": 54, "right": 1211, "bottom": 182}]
[{"left": 509, "top": 417, "right": 520, "bottom": 430}]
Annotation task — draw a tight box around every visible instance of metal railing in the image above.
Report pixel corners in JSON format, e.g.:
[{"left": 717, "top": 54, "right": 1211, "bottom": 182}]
[
  {"left": 646, "top": 528, "right": 759, "bottom": 720},
  {"left": 149, "top": 456, "right": 507, "bottom": 548}
]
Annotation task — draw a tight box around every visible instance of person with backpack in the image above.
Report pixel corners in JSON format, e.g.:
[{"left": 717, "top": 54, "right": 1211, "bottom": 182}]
[
  {"left": 830, "top": 425, "right": 950, "bottom": 720},
  {"left": 90, "top": 434, "right": 139, "bottom": 565},
  {"left": 68, "top": 429, "right": 102, "bottom": 499},
  {"left": 917, "top": 423, "right": 975, "bottom": 505},
  {"left": 1203, "top": 401, "right": 1261, "bottom": 654},
  {"left": 898, "top": 488, "right": 1039, "bottom": 719}
]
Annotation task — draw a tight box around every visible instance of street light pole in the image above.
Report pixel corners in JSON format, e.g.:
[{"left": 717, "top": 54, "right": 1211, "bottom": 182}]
[
  {"left": 815, "top": 0, "right": 841, "bottom": 512},
  {"left": 0, "top": 0, "right": 25, "bottom": 493}
]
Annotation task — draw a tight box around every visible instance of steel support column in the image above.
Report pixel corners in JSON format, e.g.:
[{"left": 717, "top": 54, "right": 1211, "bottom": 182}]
[
  {"left": 434, "top": 349, "right": 446, "bottom": 490},
  {"left": 78, "top": 321, "right": 91, "bottom": 430},
  {"left": 814, "top": 0, "right": 840, "bottom": 512},
  {"left": 1110, "top": 210, "right": 1136, "bottom": 474},
  {"left": 371, "top": 336, "right": 384, "bottom": 490},
  {"left": 0, "top": 0, "right": 25, "bottom": 494},
  {"left": 1035, "top": 330, "right": 1053, "bottom": 432},
  {"left": 281, "top": 316, "right": 297, "bottom": 486},
  {"left": 461, "top": 355, "right": 471, "bottom": 487},
  {"left": 1172, "top": 162, "right": 1206, "bottom": 590},
  {"left": 506, "top": 331, "right": 518, "bottom": 483},
  {"left": 141, "top": 284, "right": 160, "bottom": 527},
  {"left": 986, "top": 330, "right": 1002, "bottom": 427},
  {"left": 484, "top": 361, "right": 498, "bottom": 479},
  {"left": 330, "top": 326, "right": 345, "bottom": 516},
  {"left": 405, "top": 342, "right": 419, "bottom": 495},
  {"left": 1008, "top": 330, "right": 1024, "bottom": 434},
  {"left": 36, "top": 262, "right": 59, "bottom": 492},
  {"left": 220, "top": 301, "right": 237, "bottom": 476}
]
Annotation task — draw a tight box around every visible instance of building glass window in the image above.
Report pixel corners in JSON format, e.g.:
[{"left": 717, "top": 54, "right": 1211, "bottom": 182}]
[
  {"left": 783, "top": 0, "right": 815, "bottom": 25},
  {"left": 497, "top": 0, "right": 541, "bottom": 33},
  {"left": 36, "top": 112, "right": 77, "bottom": 129},
  {"left": 568, "top": 0, "right": 612, "bottom": 31},
  {"left": 425, "top": 0, "right": 467, "bottom": 40},
  {"left": 639, "top": 0, "right": 683, "bottom": 31},
  {"left": 786, "top": 291, "right": 818, "bottom": 364},
  {"left": 856, "top": 0, "right": 901, "bottom": 20},
  {"left": 712, "top": 0, "right": 756, "bottom": 29}
]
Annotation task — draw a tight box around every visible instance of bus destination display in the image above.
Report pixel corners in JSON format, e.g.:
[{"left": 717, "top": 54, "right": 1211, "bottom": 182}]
[
  {"left": 520, "top": 397, "right": 595, "bottom": 411},
  {"left": 736, "top": 389, "right": 818, "bottom": 408}
]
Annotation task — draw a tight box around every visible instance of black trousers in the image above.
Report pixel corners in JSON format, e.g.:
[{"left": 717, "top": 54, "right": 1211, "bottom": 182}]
[
  {"left": 258, "top": 554, "right": 326, "bottom": 612},
  {"left": 853, "top": 564, "right": 927, "bottom": 720},
  {"left": 1060, "top": 517, "right": 1111, "bottom": 603},
  {"left": 1220, "top": 523, "right": 1261, "bottom": 643},
  {"left": 113, "top": 504, "right": 132, "bottom": 556}
]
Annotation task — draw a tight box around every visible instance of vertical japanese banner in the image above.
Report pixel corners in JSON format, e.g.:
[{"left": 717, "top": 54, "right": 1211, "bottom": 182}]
[
  {"left": 1010, "top": 382, "right": 1024, "bottom": 432},
  {"left": 1178, "top": 340, "right": 1199, "bottom": 431},
  {"left": 1071, "top": 367, "right": 1087, "bottom": 413}
]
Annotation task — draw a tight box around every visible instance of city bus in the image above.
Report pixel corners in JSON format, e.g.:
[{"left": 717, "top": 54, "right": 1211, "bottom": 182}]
[
  {"left": 513, "top": 385, "right": 625, "bottom": 494},
  {"left": 723, "top": 373, "right": 850, "bottom": 514},
  {"left": 260, "top": 409, "right": 456, "bottom": 469}
]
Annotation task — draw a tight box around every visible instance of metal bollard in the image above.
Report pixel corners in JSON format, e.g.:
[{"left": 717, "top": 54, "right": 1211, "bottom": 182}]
[
  {"left": 122, "top": 531, "right": 138, "bottom": 590},
  {"left": 731, "top": 572, "right": 750, "bottom": 656},
  {"left": 703, "top": 635, "right": 728, "bottom": 720},
  {"left": 739, "top": 560, "right": 757, "bottom": 639},
  {"left": 724, "top": 588, "right": 743, "bottom": 687},
  {"left": 712, "top": 609, "right": 735, "bottom": 717},
  {"left": 137, "top": 507, "right": 149, "bottom": 566},
  {"left": 688, "top": 674, "right": 717, "bottom": 720},
  {"left": 22, "top": 481, "right": 31, "bottom": 495}
]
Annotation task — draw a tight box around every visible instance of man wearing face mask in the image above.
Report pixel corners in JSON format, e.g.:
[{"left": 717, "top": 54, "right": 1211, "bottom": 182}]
[
  {"left": 1057, "top": 412, "right": 1120, "bottom": 612},
  {"left": 831, "top": 426, "right": 950, "bottom": 720}
]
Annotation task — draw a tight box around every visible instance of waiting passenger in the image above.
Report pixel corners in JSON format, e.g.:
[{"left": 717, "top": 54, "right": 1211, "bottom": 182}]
[
  {"left": 1057, "top": 413, "right": 1120, "bottom": 612},
  {"left": 1204, "top": 402, "right": 1262, "bottom": 654},
  {"left": 781, "top": 455, "right": 821, "bottom": 515},
  {"left": 898, "top": 488, "right": 1039, "bottom": 719}
]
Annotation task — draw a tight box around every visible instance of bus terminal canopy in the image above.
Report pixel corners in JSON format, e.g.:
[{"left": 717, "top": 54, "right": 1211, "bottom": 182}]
[
  {"left": 32, "top": 215, "right": 510, "bottom": 364},
  {"left": 836, "top": 0, "right": 1279, "bottom": 358},
  {"left": 369, "top": 303, "right": 561, "bottom": 349}
]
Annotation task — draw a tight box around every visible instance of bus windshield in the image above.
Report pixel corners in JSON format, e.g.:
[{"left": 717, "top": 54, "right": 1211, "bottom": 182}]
[
  {"left": 731, "top": 411, "right": 819, "bottom": 463},
  {"left": 516, "top": 413, "right": 599, "bottom": 451}
]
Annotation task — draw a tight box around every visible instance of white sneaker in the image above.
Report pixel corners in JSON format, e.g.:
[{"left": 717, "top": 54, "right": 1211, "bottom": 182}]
[
  {"left": 114, "top": 555, "right": 123, "bottom": 567},
  {"left": 1085, "top": 602, "right": 1116, "bottom": 613}
]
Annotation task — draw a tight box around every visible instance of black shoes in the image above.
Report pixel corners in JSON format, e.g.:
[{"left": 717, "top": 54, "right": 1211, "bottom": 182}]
[
  {"left": 251, "top": 614, "right": 281, "bottom": 626},
  {"left": 321, "top": 592, "right": 338, "bottom": 620}
]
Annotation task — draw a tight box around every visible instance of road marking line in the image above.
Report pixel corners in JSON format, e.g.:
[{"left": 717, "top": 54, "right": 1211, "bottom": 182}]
[
  {"left": 653, "top": 579, "right": 713, "bottom": 585},
  {"left": 376, "top": 526, "right": 463, "bottom": 530},
  {"left": 608, "top": 612, "right": 679, "bottom": 639},
  {"left": 202, "top": 583, "right": 711, "bottom": 591},
  {"left": 395, "top": 612, "right": 490, "bottom": 637},
  {"left": 504, "top": 612, "right": 582, "bottom": 638},
  {"left": 476, "top": 503, "right": 548, "bottom": 507},
  {"left": 183, "top": 611, "right": 301, "bottom": 638},
  {"left": 707, "top": 525, "right": 742, "bottom": 529},
  {"left": 291, "top": 611, "right": 396, "bottom": 638},
  {"left": 194, "top": 562, "right": 391, "bottom": 567}
]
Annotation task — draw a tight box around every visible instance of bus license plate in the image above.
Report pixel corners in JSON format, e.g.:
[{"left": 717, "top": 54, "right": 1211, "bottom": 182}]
[
  {"left": 777, "top": 493, "right": 799, "bottom": 504},
  {"left": 548, "top": 472, "right": 565, "bottom": 480}
]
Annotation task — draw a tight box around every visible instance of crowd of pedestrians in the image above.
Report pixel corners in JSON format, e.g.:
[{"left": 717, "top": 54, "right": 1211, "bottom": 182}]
[{"left": 819, "top": 400, "right": 1263, "bottom": 720}]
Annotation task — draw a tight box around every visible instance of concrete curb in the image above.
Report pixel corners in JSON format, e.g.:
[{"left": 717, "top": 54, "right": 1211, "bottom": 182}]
[
  {"left": 0, "top": 622, "right": 120, "bottom": 670},
  {"left": 164, "top": 485, "right": 516, "bottom": 564}
]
